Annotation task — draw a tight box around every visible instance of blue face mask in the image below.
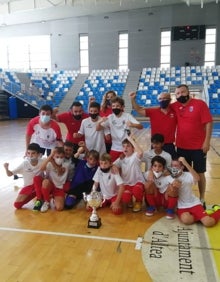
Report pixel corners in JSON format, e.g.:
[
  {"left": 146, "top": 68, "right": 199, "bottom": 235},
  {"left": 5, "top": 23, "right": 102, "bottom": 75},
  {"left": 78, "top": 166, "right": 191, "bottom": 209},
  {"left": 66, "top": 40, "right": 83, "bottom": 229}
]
[{"left": 40, "top": 115, "right": 51, "bottom": 124}]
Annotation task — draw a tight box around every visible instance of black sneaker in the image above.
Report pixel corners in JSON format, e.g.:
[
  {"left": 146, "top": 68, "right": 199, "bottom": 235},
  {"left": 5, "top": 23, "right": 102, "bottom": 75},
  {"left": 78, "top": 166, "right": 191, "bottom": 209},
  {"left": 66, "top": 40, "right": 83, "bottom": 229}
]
[{"left": 33, "top": 200, "right": 42, "bottom": 211}]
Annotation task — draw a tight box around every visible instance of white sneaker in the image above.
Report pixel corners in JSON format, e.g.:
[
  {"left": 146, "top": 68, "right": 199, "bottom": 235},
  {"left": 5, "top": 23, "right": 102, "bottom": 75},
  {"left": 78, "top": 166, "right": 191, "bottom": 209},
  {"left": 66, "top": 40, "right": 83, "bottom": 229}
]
[{"left": 40, "top": 201, "right": 50, "bottom": 213}]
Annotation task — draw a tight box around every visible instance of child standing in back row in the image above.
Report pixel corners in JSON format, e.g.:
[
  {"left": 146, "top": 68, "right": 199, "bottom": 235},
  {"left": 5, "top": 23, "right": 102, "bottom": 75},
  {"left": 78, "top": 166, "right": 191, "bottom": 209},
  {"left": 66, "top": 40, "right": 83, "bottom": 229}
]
[
  {"left": 73, "top": 102, "right": 108, "bottom": 156},
  {"left": 97, "top": 96, "right": 143, "bottom": 161}
]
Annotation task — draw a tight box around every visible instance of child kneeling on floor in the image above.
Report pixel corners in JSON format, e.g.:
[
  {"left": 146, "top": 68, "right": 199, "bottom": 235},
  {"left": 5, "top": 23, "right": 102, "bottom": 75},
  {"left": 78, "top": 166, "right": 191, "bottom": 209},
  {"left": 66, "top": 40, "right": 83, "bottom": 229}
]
[
  {"left": 167, "top": 157, "right": 220, "bottom": 227},
  {"left": 33, "top": 146, "right": 70, "bottom": 212},
  {"left": 144, "top": 155, "right": 179, "bottom": 219},
  {"left": 92, "top": 153, "right": 124, "bottom": 215}
]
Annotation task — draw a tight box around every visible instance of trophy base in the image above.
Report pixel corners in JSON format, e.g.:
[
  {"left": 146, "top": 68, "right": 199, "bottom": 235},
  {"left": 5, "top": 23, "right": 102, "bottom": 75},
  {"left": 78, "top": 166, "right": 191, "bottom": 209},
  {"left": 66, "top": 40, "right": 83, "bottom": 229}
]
[{"left": 88, "top": 218, "right": 102, "bottom": 229}]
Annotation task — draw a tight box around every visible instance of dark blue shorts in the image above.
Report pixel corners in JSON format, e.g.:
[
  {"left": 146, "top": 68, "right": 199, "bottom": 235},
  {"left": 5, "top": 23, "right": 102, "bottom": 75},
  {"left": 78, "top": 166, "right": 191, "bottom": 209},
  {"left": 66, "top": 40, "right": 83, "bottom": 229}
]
[{"left": 177, "top": 148, "right": 207, "bottom": 173}]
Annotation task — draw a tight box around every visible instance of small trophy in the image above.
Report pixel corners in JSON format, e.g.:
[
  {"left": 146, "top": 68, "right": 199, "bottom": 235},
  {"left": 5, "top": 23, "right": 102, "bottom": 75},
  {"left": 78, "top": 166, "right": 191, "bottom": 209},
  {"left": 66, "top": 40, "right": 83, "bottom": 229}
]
[{"left": 83, "top": 188, "right": 102, "bottom": 229}]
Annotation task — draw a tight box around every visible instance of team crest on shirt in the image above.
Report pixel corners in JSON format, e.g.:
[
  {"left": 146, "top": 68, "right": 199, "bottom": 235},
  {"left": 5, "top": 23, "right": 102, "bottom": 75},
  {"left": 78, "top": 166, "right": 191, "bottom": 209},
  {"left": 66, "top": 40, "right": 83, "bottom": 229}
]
[
  {"left": 155, "top": 179, "right": 161, "bottom": 186},
  {"left": 86, "top": 123, "right": 93, "bottom": 128},
  {"left": 189, "top": 106, "right": 194, "bottom": 112}
]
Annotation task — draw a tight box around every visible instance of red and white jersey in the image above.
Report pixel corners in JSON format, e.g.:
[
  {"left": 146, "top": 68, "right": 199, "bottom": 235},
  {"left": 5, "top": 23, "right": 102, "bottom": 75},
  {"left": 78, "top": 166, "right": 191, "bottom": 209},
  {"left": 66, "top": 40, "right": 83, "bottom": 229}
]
[
  {"left": 57, "top": 111, "right": 88, "bottom": 144},
  {"left": 114, "top": 152, "right": 145, "bottom": 186},
  {"left": 142, "top": 149, "right": 172, "bottom": 171},
  {"left": 79, "top": 116, "right": 108, "bottom": 155},
  {"left": 144, "top": 170, "right": 170, "bottom": 194},
  {"left": 26, "top": 116, "right": 62, "bottom": 149},
  {"left": 93, "top": 168, "right": 123, "bottom": 200},
  {"left": 145, "top": 107, "right": 177, "bottom": 144},
  {"left": 171, "top": 99, "right": 213, "bottom": 149},
  {"left": 12, "top": 158, "right": 44, "bottom": 187},
  {"left": 102, "top": 112, "right": 141, "bottom": 152},
  {"left": 46, "top": 161, "right": 70, "bottom": 189},
  {"left": 166, "top": 172, "right": 201, "bottom": 208}
]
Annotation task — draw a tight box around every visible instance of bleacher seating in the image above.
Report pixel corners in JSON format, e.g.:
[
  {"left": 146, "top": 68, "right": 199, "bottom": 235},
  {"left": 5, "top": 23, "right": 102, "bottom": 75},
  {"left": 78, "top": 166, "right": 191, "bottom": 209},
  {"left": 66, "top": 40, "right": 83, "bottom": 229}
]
[
  {"left": 206, "top": 65, "right": 220, "bottom": 115},
  {"left": 0, "top": 69, "right": 23, "bottom": 100},
  {"left": 28, "top": 70, "right": 79, "bottom": 108},
  {"left": 135, "top": 65, "right": 220, "bottom": 117},
  {"left": 0, "top": 66, "right": 220, "bottom": 116},
  {"left": 75, "top": 69, "right": 129, "bottom": 111}
]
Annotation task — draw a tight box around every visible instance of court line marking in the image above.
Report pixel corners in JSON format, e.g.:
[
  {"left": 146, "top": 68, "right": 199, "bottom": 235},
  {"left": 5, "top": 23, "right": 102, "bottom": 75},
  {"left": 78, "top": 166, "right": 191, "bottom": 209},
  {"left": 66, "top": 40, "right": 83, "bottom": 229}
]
[{"left": 0, "top": 226, "right": 137, "bottom": 244}]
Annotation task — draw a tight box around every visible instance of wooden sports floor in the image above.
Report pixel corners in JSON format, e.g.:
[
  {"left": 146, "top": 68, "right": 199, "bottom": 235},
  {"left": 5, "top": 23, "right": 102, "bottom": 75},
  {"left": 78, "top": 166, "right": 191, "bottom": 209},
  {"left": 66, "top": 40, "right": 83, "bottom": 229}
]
[{"left": 0, "top": 119, "right": 220, "bottom": 282}]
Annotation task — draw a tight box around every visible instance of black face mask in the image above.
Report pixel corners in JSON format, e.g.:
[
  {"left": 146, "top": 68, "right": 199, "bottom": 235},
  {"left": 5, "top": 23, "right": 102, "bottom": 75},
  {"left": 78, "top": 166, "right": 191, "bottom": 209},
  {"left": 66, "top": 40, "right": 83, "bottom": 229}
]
[
  {"left": 106, "top": 99, "right": 111, "bottom": 106},
  {"left": 90, "top": 113, "right": 99, "bottom": 120},
  {"left": 159, "top": 100, "right": 170, "bottom": 109},
  {"left": 177, "top": 95, "right": 190, "bottom": 104},
  {"left": 73, "top": 114, "right": 82, "bottom": 120},
  {"left": 100, "top": 167, "right": 111, "bottom": 173},
  {"left": 112, "top": 108, "right": 121, "bottom": 116}
]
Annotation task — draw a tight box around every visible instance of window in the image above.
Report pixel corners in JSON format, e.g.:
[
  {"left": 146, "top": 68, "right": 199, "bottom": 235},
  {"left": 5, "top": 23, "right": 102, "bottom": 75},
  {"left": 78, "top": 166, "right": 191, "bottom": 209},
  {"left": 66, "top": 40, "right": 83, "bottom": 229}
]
[
  {"left": 204, "top": 27, "right": 216, "bottom": 67},
  {"left": 119, "top": 32, "right": 128, "bottom": 70},
  {"left": 0, "top": 35, "right": 51, "bottom": 71},
  {"left": 80, "top": 34, "right": 89, "bottom": 74},
  {"left": 160, "top": 30, "right": 171, "bottom": 69}
]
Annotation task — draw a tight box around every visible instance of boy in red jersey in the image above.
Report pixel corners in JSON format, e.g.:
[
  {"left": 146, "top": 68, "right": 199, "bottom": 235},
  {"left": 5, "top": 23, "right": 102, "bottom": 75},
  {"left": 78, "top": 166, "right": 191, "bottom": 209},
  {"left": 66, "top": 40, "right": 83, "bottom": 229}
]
[{"left": 171, "top": 84, "right": 213, "bottom": 208}]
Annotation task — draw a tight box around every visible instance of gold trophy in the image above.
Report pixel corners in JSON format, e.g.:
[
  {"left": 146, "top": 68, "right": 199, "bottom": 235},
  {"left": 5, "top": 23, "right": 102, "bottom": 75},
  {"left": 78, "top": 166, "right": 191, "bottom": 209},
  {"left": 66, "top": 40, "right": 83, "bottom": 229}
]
[{"left": 83, "top": 188, "right": 102, "bottom": 228}]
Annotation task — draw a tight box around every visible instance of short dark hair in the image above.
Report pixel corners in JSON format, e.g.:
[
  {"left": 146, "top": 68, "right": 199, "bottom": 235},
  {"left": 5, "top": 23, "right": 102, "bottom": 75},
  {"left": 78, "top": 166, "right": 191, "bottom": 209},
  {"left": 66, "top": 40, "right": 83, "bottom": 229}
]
[
  {"left": 63, "top": 141, "right": 74, "bottom": 148},
  {"left": 54, "top": 146, "right": 65, "bottom": 155},
  {"left": 89, "top": 102, "right": 100, "bottom": 110},
  {"left": 71, "top": 101, "right": 83, "bottom": 108},
  {"left": 111, "top": 96, "right": 124, "bottom": 107},
  {"left": 86, "top": 150, "right": 99, "bottom": 161},
  {"left": 151, "top": 133, "right": 164, "bottom": 143},
  {"left": 39, "top": 104, "right": 53, "bottom": 114},
  {"left": 151, "top": 155, "right": 166, "bottom": 168},
  {"left": 27, "top": 143, "right": 41, "bottom": 153},
  {"left": 176, "top": 84, "right": 189, "bottom": 91},
  {"left": 122, "top": 138, "right": 134, "bottom": 148}
]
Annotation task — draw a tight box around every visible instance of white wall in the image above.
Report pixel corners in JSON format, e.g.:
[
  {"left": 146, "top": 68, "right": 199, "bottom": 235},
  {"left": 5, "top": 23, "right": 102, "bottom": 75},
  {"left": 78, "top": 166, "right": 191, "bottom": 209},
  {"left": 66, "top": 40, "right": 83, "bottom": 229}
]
[{"left": 0, "top": 3, "right": 219, "bottom": 71}]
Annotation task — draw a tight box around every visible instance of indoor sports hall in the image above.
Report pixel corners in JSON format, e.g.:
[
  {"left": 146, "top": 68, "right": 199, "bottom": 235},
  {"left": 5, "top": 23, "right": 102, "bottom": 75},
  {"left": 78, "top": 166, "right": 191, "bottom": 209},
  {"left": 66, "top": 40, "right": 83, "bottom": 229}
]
[{"left": 0, "top": 1, "right": 220, "bottom": 281}]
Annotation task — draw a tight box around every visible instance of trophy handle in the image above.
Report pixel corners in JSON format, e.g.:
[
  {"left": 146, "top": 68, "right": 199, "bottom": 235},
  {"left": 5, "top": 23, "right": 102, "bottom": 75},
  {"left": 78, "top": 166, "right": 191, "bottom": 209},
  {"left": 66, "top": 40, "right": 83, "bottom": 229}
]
[{"left": 82, "top": 192, "right": 87, "bottom": 201}]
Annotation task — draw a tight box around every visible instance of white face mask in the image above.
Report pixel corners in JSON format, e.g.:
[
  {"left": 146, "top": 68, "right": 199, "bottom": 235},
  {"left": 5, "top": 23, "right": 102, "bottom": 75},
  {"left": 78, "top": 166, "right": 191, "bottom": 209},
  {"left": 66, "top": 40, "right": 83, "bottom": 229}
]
[
  {"left": 153, "top": 171, "right": 163, "bottom": 178},
  {"left": 40, "top": 114, "right": 51, "bottom": 124},
  {"left": 170, "top": 167, "right": 182, "bottom": 178},
  {"left": 54, "top": 157, "right": 64, "bottom": 166},
  {"left": 27, "top": 157, "right": 38, "bottom": 163}
]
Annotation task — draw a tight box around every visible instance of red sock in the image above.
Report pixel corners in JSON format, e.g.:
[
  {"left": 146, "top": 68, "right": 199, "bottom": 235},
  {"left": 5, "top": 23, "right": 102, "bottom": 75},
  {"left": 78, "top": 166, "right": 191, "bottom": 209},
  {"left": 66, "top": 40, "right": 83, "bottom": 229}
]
[
  {"left": 210, "top": 210, "right": 220, "bottom": 222},
  {"left": 167, "top": 197, "right": 178, "bottom": 209},
  {"left": 146, "top": 194, "right": 156, "bottom": 207}
]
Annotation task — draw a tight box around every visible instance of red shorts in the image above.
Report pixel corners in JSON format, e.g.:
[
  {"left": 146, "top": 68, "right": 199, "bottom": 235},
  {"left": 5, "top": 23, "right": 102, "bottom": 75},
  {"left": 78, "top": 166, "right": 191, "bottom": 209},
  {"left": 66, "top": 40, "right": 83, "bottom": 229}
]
[
  {"left": 110, "top": 150, "right": 123, "bottom": 162},
  {"left": 177, "top": 204, "right": 206, "bottom": 222},
  {"left": 102, "top": 196, "right": 122, "bottom": 215},
  {"left": 19, "top": 184, "right": 35, "bottom": 196},
  {"left": 63, "top": 181, "right": 71, "bottom": 193},
  {"left": 49, "top": 182, "right": 65, "bottom": 198}
]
